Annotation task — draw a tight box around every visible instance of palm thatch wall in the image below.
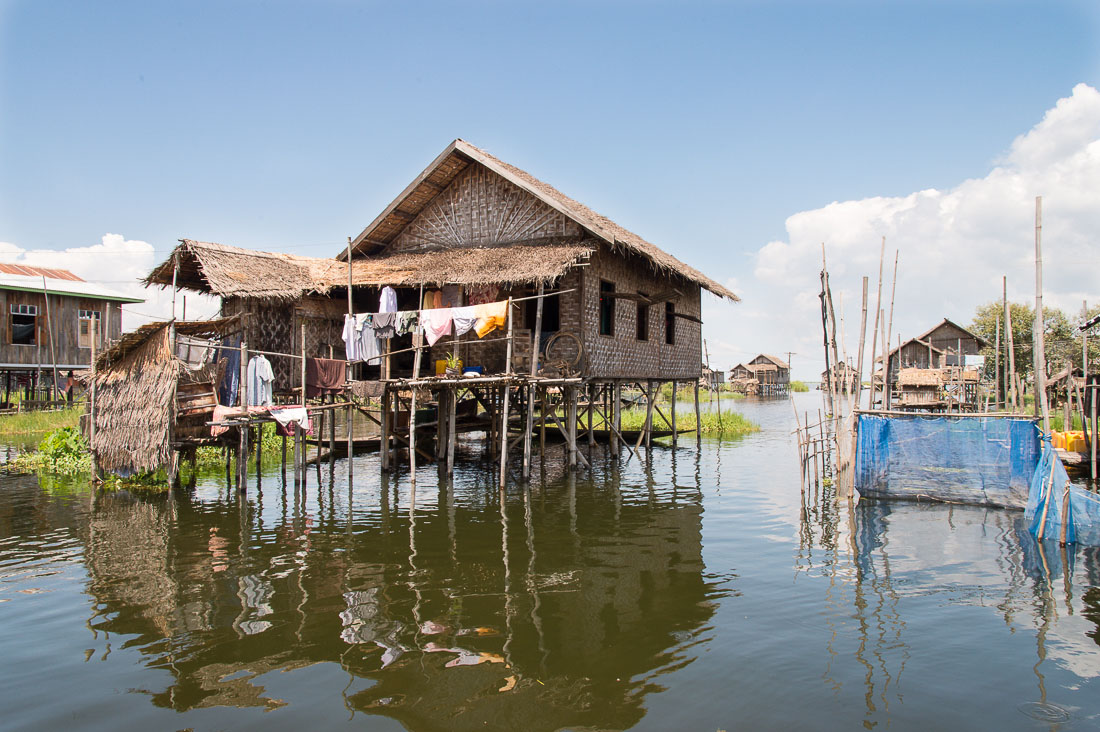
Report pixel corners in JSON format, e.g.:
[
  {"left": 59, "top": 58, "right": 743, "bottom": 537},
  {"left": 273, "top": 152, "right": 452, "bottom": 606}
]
[{"left": 88, "top": 323, "right": 179, "bottom": 476}]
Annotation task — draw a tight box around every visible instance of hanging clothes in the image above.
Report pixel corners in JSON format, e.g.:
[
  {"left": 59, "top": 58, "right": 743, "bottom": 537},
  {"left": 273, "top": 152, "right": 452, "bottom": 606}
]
[
  {"left": 246, "top": 355, "right": 274, "bottom": 407},
  {"left": 473, "top": 301, "right": 509, "bottom": 338},
  {"left": 396, "top": 310, "right": 419, "bottom": 336},
  {"left": 451, "top": 305, "right": 478, "bottom": 336},
  {"left": 210, "top": 404, "right": 238, "bottom": 437},
  {"left": 420, "top": 308, "right": 453, "bottom": 347},
  {"left": 371, "top": 311, "right": 397, "bottom": 339},
  {"left": 357, "top": 314, "right": 382, "bottom": 364},
  {"left": 422, "top": 289, "right": 437, "bottom": 310},
  {"left": 270, "top": 406, "right": 312, "bottom": 436},
  {"left": 343, "top": 314, "right": 361, "bottom": 361},
  {"left": 215, "top": 336, "right": 241, "bottom": 406},
  {"left": 467, "top": 284, "right": 499, "bottom": 305},
  {"left": 441, "top": 285, "right": 462, "bottom": 308},
  {"left": 379, "top": 286, "right": 398, "bottom": 314},
  {"left": 306, "top": 358, "right": 345, "bottom": 398}
]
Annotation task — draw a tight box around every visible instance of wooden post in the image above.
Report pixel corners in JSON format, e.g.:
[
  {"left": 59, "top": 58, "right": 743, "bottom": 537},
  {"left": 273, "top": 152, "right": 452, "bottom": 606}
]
[
  {"left": 1005, "top": 277, "right": 1017, "bottom": 410},
  {"left": 693, "top": 381, "right": 701, "bottom": 444},
  {"left": 40, "top": 277, "right": 60, "bottom": 403},
  {"left": 1034, "top": 196, "right": 1050, "bottom": 433},
  {"left": 293, "top": 423, "right": 301, "bottom": 487},
  {"left": 347, "top": 402, "right": 354, "bottom": 482},
  {"left": 539, "top": 387, "right": 547, "bottom": 457},
  {"left": 447, "top": 385, "right": 457, "bottom": 475},
  {"left": 884, "top": 250, "right": 898, "bottom": 411},
  {"left": 410, "top": 331, "right": 423, "bottom": 487},
  {"left": 381, "top": 388, "right": 391, "bottom": 472},
  {"left": 523, "top": 284, "right": 544, "bottom": 479},
  {"left": 994, "top": 316, "right": 1001, "bottom": 410},
  {"left": 1091, "top": 385, "right": 1097, "bottom": 480},
  {"left": 238, "top": 340, "right": 248, "bottom": 490},
  {"left": 612, "top": 381, "right": 621, "bottom": 452},
  {"left": 567, "top": 386, "right": 578, "bottom": 468},
  {"left": 499, "top": 298, "right": 514, "bottom": 488},
  {"left": 1083, "top": 300, "right": 1089, "bottom": 378},
  {"left": 867, "top": 236, "right": 886, "bottom": 410},
  {"left": 586, "top": 382, "right": 594, "bottom": 448},
  {"left": 299, "top": 322, "right": 307, "bottom": 484},
  {"left": 671, "top": 380, "right": 678, "bottom": 446},
  {"left": 644, "top": 380, "right": 655, "bottom": 450},
  {"left": 281, "top": 433, "right": 287, "bottom": 475},
  {"left": 89, "top": 334, "right": 97, "bottom": 445}
]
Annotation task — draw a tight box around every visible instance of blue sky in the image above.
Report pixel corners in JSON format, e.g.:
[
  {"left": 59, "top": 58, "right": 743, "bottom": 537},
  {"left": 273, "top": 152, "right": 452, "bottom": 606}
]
[{"left": 2, "top": 1, "right": 1098, "bottom": 375}]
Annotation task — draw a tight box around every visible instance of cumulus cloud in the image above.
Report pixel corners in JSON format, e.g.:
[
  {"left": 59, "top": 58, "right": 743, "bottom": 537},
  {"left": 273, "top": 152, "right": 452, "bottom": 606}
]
[
  {"left": 705, "top": 83, "right": 1100, "bottom": 378},
  {"left": 0, "top": 233, "right": 218, "bottom": 329}
]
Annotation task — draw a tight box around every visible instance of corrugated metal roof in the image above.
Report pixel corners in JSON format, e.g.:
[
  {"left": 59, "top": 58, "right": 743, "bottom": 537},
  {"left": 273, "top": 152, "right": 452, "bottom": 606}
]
[
  {"left": 0, "top": 263, "right": 84, "bottom": 281},
  {"left": 0, "top": 272, "right": 144, "bottom": 303}
]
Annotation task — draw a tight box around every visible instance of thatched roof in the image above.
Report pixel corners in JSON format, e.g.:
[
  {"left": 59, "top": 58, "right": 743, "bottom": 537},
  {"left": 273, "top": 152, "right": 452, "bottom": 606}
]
[
  {"left": 344, "top": 139, "right": 738, "bottom": 301},
  {"left": 146, "top": 239, "right": 595, "bottom": 299},
  {"left": 897, "top": 368, "right": 942, "bottom": 387},
  {"left": 347, "top": 242, "right": 594, "bottom": 288},
  {"left": 88, "top": 317, "right": 240, "bottom": 476},
  {"left": 752, "top": 354, "right": 789, "bottom": 369},
  {"left": 144, "top": 240, "right": 342, "bottom": 301}
]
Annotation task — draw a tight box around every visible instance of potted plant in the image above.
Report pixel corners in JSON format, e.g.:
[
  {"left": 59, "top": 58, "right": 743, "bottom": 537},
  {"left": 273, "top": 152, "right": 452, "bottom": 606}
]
[{"left": 445, "top": 351, "right": 462, "bottom": 376}]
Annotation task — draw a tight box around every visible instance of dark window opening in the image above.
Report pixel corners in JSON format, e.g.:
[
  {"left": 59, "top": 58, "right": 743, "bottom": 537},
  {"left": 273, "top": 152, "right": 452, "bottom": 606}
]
[
  {"left": 525, "top": 293, "right": 560, "bottom": 333},
  {"left": 599, "top": 280, "right": 615, "bottom": 336},
  {"left": 665, "top": 302, "right": 675, "bottom": 345},
  {"left": 636, "top": 293, "right": 648, "bottom": 341},
  {"left": 11, "top": 314, "right": 36, "bottom": 345}
]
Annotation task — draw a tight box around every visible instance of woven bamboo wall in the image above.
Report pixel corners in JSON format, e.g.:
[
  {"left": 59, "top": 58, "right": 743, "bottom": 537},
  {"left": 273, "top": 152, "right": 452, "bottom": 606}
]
[
  {"left": 579, "top": 245, "right": 702, "bottom": 380},
  {"left": 387, "top": 163, "right": 584, "bottom": 253}
]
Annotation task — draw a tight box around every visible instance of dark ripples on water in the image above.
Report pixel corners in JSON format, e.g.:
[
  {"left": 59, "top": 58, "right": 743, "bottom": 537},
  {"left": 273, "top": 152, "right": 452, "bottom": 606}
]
[{"left": 1, "top": 394, "right": 1099, "bottom": 731}]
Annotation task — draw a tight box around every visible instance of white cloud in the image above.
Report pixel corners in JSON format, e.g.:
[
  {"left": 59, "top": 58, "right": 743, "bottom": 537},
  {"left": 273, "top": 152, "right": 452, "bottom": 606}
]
[
  {"left": 705, "top": 83, "right": 1100, "bottom": 379},
  {"left": 0, "top": 233, "right": 218, "bottom": 330}
]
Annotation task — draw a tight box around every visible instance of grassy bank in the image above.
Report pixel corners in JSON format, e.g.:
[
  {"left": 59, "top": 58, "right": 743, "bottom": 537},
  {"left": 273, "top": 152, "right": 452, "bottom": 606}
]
[
  {"left": 0, "top": 408, "right": 82, "bottom": 435},
  {"left": 619, "top": 406, "right": 759, "bottom": 436},
  {"left": 790, "top": 380, "right": 810, "bottom": 392}
]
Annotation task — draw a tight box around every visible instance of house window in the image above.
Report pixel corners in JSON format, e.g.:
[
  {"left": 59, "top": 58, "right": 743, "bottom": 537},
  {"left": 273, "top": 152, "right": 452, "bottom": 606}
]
[
  {"left": 524, "top": 292, "right": 560, "bottom": 333},
  {"left": 10, "top": 304, "right": 37, "bottom": 345},
  {"left": 636, "top": 293, "right": 648, "bottom": 341},
  {"left": 665, "top": 302, "right": 675, "bottom": 344},
  {"left": 78, "top": 310, "right": 101, "bottom": 349},
  {"left": 599, "top": 280, "right": 615, "bottom": 336}
]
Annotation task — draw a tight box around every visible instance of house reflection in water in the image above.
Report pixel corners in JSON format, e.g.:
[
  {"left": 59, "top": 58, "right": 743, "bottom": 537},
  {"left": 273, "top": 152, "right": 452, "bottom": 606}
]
[{"left": 77, "top": 469, "right": 712, "bottom": 730}]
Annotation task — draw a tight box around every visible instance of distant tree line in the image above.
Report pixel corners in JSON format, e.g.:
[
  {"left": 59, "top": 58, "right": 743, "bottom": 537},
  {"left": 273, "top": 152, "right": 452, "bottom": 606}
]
[{"left": 969, "top": 302, "right": 1100, "bottom": 382}]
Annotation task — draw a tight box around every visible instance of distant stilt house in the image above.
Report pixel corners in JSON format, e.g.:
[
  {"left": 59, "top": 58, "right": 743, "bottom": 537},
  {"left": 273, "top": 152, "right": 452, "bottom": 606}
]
[
  {"left": 747, "top": 354, "right": 789, "bottom": 396},
  {"left": 700, "top": 364, "right": 724, "bottom": 390},
  {"left": 886, "top": 337, "right": 947, "bottom": 388},
  {"left": 0, "top": 264, "right": 142, "bottom": 408},
  {"left": 820, "top": 362, "right": 858, "bottom": 394},
  {"left": 105, "top": 139, "right": 737, "bottom": 481}
]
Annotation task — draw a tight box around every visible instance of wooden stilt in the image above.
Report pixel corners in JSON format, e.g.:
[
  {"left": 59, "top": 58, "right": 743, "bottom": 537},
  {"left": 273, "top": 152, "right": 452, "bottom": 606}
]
[
  {"left": 644, "top": 380, "right": 654, "bottom": 451},
  {"left": 281, "top": 433, "right": 287, "bottom": 477},
  {"left": 315, "top": 411, "right": 323, "bottom": 486},
  {"left": 347, "top": 402, "right": 354, "bottom": 483},
  {"left": 524, "top": 283, "right": 544, "bottom": 479},
  {"left": 539, "top": 387, "right": 547, "bottom": 458},
  {"left": 328, "top": 395, "right": 336, "bottom": 467},
  {"left": 447, "top": 386, "right": 457, "bottom": 475},
  {"left": 293, "top": 424, "right": 301, "bottom": 487},
  {"left": 671, "top": 380, "right": 678, "bottom": 446},
  {"left": 256, "top": 423, "right": 262, "bottom": 476},
  {"left": 694, "top": 381, "right": 701, "bottom": 443},
  {"left": 612, "top": 381, "right": 621, "bottom": 452},
  {"left": 381, "top": 388, "right": 391, "bottom": 472},
  {"left": 567, "top": 386, "right": 578, "bottom": 468}
]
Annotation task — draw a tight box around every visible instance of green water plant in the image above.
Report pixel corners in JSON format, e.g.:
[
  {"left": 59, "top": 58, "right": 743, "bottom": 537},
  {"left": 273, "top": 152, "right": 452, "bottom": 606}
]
[{"left": 4, "top": 426, "right": 93, "bottom": 475}]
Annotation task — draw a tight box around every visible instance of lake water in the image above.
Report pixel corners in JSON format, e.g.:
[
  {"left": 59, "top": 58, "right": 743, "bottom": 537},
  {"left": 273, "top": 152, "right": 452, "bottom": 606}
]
[{"left": 1, "top": 393, "right": 1099, "bottom": 730}]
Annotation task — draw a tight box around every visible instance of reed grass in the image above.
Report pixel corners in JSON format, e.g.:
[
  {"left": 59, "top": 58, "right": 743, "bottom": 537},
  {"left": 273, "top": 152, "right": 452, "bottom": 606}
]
[
  {"left": 0, "top": 408, "right": 82, "bottom": 435},
  {"left": 618, "top": 406, "right": 758, "bottom": 436},
  {"left": 790, "top": 380, "right": 810, "bottom": 392}
]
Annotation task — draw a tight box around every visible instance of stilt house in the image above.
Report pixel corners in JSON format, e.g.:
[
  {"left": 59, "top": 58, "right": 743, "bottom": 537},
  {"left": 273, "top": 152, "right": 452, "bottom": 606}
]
[{"left": 0, "top": 263, "right": 141, "bottom": 406}]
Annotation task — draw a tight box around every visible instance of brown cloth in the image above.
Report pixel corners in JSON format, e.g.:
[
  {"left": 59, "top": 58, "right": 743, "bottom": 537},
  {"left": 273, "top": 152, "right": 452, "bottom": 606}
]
[
  {"left": 306, "top": 358, "right": 345, "bottom": 398},
  {"left": 348, "top": 380, "right": 385, "bottom": 400}
]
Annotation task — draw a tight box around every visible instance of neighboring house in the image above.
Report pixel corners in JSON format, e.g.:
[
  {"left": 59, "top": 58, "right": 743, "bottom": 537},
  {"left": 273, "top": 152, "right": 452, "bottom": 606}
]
[
  {"left": 821, "top": 362, "right": 859, "bottom": 393},
  {"left": 729, "top": 363, "right": 753, "bottom": 381},
  {"left": 0, "top": 263, "right": 142, "bottom": 399},
  {"left": 915, "top": 318, "right": 989, "bottom": 366},
  {"left": 748, "top": 354, "right": 790, "bottom": 385},
  {"left": 701, "top": 364, "right": 724, "bottom": 389}
]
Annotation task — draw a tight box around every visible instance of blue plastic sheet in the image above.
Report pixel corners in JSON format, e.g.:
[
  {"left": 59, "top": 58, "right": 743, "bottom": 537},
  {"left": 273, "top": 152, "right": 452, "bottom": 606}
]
[
  {"left": 1026, "top": 441, "right": 1100, "bottom": 546},
  {"left": 855, "top": 414, "right": 1040, "bottom": 508}
]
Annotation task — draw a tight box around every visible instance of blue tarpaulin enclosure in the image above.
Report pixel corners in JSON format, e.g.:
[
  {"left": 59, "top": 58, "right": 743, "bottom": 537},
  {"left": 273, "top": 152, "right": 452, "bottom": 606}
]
[
  {"left": 1026, "top": 442, "right": 1100, "bottom": 546},
  {"left": 855, "top": 414, "right": 1040, "bottom": 508}
]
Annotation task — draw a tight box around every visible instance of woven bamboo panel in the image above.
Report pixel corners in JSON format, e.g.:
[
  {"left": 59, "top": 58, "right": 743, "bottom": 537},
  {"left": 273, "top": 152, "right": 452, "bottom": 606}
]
[{"left": 388, "top": 164, "right": 583, "bottom": 253}]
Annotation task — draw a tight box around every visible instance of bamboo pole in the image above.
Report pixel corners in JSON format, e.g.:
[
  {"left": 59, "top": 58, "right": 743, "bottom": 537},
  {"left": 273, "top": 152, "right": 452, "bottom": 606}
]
[
  {"left": 300, "top": 321, "right": 307, "bottom": 485},
  {"left": 867, "top": 236, "right": 886, "bottom": 410},
  {"left": 1034, "top": 196, "right": 1050, "bottom": 433},
  {"left": 1092, "top": 384, "right": 1098, "bottom": 480},
  {"left": 499, "top": 298, "right": 514, "bottom": 488},
  {"left": 694, "top": 381, "right": 701, "bottom": 444},
  {"left": 1004, "top": 277, "right": 1016, "bottom": 410},
  {"left": 854, "top": 276, "right": 868, "bottom": 408},
  {"left": 613, "top": 381, "right": 621, "bottom": 452},
  {"left": 671, "top": 380, "right": 678, "bottom": 446},
  {"left": 995, "top": 316, "right": 1001, "bottom": 410},
  {"left": 644, "top": 380, "right": 655, "bottom": 450},
  {"left": 567, "top": 386, "right": 578, "bottom": 468},
  {"left": 238, "top": 339, "right": 249, "bottom": 490},
  {"left": 586, "top": 383, "right": 595, "bottom": 448},
  {"left": 523, "top": 284, "right": 544, "bottom": 479}
]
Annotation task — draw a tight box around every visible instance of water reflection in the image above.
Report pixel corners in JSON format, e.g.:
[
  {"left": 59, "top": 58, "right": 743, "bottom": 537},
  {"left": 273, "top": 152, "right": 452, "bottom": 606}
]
[{"left": 66, "top": 454, "right": 713, "bottom": 730}]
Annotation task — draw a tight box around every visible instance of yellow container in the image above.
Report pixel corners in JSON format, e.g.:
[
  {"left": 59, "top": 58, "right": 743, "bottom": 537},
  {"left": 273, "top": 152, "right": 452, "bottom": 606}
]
[
  {"left": 1052, "top": 430, "right": 1065, "bottom": 450},
  {"left": 1066, "top": 431, "right": 1087, "bottom": 453},
  {"left": 435, "top": 359, "right": 447, "bottom": 375}
]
